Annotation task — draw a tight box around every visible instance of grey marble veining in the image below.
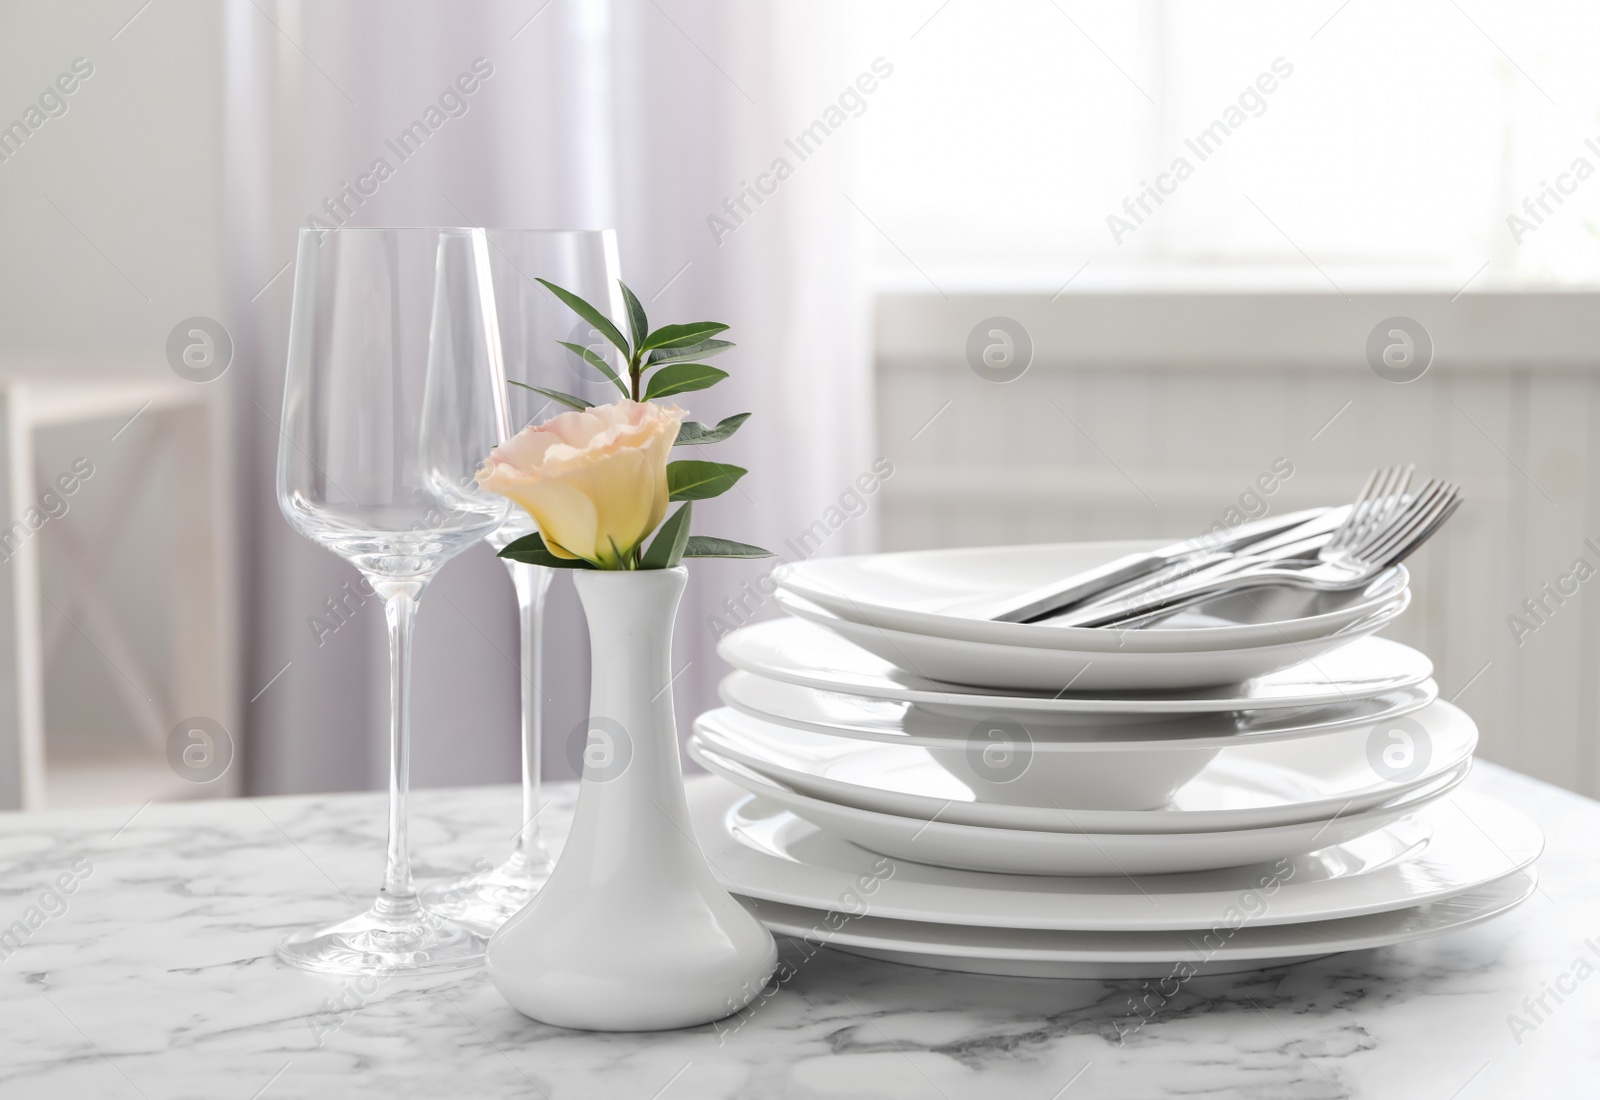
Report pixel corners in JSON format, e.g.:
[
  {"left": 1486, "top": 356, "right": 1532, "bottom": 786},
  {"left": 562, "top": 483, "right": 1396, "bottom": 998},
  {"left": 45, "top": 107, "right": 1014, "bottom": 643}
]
[{"left": 0, "top": 762, "right": 1591, "bottom": 1099}]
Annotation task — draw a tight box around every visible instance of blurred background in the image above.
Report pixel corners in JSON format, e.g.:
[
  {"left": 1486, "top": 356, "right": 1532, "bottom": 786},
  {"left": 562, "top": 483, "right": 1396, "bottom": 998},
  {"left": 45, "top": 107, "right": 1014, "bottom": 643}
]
[{"left": 1, "top": 0, "right": 1597, "bottom": 810}]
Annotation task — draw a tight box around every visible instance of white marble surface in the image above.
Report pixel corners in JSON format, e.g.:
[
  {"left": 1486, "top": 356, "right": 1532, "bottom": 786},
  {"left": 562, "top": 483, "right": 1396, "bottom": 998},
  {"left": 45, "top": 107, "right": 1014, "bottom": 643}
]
[{"left": 0, "top": 762, "right": 1592, "bottom": 1099}]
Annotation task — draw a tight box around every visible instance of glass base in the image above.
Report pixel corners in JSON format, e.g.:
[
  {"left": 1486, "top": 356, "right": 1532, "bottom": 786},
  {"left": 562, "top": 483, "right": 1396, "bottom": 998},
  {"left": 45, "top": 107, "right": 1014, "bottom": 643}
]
[
  {"left": 419, "top": 849, "right": 552, "bottom": 935},
  {"left": 278, "top": 901, "right": 488, "bottom": 976}
]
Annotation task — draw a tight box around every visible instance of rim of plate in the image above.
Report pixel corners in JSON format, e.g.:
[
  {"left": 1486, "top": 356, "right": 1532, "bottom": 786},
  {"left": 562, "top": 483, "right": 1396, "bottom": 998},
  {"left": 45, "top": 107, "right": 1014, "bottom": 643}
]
[
  {"left": 716, "top": 619, "right": 1435, "bottom": 714},
  {"left": 687, "top": 780, "right": 1543, "bottom": 931},
  {"left": 718, "top": 671, "right": 1441, "bottom": 751},
  {"left": 775, "top": 587, "right": 1413, "bottom": 675},
  {"left": 773, "top": 542, "right": 1410, "bottom": 653},
  {"left": 736, "top": 874, "right": 1536, "bottom": 962}
]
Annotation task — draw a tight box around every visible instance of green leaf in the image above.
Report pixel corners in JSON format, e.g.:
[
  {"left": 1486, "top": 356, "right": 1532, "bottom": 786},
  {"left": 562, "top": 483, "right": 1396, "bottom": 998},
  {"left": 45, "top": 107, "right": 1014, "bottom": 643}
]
[
  {"left": 683, "top": 535, "right": 773, "bottom": 559},
  {"left": 668, "top": 460, "right": 747, "bottom": 501},
  {"left": 641, "top": 501, "right": 693, "bottom": 569},
  {"left": 508, "top": 380, "right": 592, "bottom": 411},
  {"left": 536, "top": 278, "right": 630, "bottom": 357},
  {"left": 639, "top": 321, "right": 730, "bottom": 354},
  {"left": 674, "top": 413, "right": 751, "bottom": 446},
  {"left": 644, "top": 363, "right": 729, "bottom": 400},
  {"left": 619, "top": 281, "right": 648, "bottom": 351},
  {"left": 497, "top": 531, "right": 596, "bottom": 569},
  {"left": 556, "top": 340, "right": 628, "bottom": 397},
  {"left": 647, "top": 339, "right": 735, "bottom": 368}
]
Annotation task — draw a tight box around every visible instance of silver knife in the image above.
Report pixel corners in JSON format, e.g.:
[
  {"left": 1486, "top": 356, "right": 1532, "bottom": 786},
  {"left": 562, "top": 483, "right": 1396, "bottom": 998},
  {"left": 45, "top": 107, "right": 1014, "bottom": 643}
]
[
  {"left": 987, "top": 507, "right": 1336, "bottom": 623},
  {"left": 1067, "top": 504, "right": 1354, "bottom": 613}
]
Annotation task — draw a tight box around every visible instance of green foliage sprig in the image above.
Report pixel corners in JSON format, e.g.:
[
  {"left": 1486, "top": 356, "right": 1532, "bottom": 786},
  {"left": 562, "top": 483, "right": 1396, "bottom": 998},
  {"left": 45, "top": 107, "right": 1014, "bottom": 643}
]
[{"left": 499, "top": 279, "right": 772, "bottom": 569}]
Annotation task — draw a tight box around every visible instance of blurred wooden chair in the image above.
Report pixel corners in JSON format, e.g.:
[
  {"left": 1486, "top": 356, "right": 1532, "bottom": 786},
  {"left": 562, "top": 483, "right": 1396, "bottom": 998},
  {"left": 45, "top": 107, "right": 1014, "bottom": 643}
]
[{"left": 0, "top": 362, "right": 237, "bottom": 809}]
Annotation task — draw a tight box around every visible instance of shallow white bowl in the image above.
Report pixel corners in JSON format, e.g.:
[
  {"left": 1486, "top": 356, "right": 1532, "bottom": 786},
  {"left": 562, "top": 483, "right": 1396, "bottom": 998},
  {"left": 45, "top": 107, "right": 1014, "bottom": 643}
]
[
  {"left": 774, "top": 539, "right": 1409, "bottom": 653},
  {"left": 777, "top": 588, "right": 1410, "bottom": 692}
]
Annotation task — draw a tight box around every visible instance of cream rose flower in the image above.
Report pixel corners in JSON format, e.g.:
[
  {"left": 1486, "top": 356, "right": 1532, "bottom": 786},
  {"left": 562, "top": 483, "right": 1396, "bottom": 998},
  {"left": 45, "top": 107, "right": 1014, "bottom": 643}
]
[{"left": 477, "top": 400, "right": 685, "bottom": 568}]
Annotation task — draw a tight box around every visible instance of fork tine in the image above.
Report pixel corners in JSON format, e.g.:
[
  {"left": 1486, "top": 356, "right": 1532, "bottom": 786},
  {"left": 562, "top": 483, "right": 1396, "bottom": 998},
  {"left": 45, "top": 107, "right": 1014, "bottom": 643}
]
[
  {"left": 1325, "top": 468, "right": 1382, "bottom": 551},
  {"left": 1352, "top": 476, "right": 1443, "bottom": 553},
  {"left": 1388, "top": 492, "right": 1465, "bottom": 565},
  {"left": 1376, "top": 489, "right": 1462, "bottom": 568},
  {"left": 1368, "top": 463, "right": 1415, "bottom": 532},
  {"left": 1329, "top": 466, "right": 1396, "bottom": 551},
  {"left": 1334, "top": 465, "right": 1413, "bottom": 552},
  {"left": 1362, "top": 481, "right": 1459, "bottom": 564},
  {"left": 1364, "top": 464, "right": 1411, "bottom": 530},
  {"left": 1394, "top": 482, "right": 1461, "bottom": 556},
  {"left": 1354, "top": 478, "right": 1446, "bottom": 558}
]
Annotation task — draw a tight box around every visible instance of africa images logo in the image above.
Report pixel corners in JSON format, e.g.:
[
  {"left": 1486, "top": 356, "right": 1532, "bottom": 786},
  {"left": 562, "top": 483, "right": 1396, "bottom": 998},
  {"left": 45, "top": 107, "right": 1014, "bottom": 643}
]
[
  {"left": 0, "top": 58, "right": 94, "bottom": 165},
  {"left": 1106, "top": 57, "right": 1294, "bottom": 245}
]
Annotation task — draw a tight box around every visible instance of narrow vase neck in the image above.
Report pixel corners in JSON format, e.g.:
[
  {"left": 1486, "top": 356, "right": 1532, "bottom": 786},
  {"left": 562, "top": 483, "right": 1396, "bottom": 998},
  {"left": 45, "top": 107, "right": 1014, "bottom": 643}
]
[{"left": 570, "top": 567, "right": 691, "bottom": 835}]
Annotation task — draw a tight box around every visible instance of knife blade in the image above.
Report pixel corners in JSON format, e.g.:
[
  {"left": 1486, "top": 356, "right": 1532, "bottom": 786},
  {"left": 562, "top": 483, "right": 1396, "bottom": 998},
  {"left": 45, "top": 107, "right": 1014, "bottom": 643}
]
[{"left": 986, "top": 506, "right": 1335, "bottom": 623}]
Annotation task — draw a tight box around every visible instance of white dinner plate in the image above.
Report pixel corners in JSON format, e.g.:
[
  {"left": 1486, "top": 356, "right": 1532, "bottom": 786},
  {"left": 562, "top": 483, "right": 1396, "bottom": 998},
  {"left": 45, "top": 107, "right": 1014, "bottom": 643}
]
[
  {"left": 686, "top": 778, "right": 1542, "bottom": 932},
  {"left": 736, "top": 873, "right": 1536, "bottom": 979},
  {"left": 720, "top": 671, "right": 1440, "bottom": 748},
  {"left": 773, "top": 540, "right": 1410, "bottom": 653},
  {"left": 718, "top": 618, "right": 1434, "bottom": 715},
  {"left": 693, "top": 700, "right": 1477, "bottom": 831},
  {"left": 777, "top": 588, "right": 1409, "bottom": 692},
  {"left": 690, "top": 744, "right": 1470, "bottom": 876}
]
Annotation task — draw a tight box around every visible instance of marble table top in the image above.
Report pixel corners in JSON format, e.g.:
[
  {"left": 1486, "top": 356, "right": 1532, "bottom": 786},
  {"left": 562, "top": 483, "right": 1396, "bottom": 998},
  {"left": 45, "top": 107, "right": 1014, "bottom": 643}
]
[{"left": 0, "top": 760, "right": 1591, "bottom": 1099}]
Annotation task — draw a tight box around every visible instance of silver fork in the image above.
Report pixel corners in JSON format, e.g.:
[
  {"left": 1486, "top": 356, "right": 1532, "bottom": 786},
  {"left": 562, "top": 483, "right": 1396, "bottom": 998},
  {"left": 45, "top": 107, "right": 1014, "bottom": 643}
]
[
  {"left": 1049, "top": 476, "right": 1461, "bottom": 629},
  {"left": 1062, "top": 464, "right": 1416, "bottom": 614},
  {"left": 1328, "top": 464, "right": 1415, "bottom": 562}
]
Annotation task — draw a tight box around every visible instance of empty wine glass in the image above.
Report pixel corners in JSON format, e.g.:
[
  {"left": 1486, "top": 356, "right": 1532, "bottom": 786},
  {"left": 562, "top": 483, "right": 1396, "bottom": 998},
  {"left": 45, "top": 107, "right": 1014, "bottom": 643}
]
[
  {"left": 420, "top": 229, "right": 623, "bottom": 933},
  {"left": 275, "top": 227, "right": 511, "bottom": 974}
]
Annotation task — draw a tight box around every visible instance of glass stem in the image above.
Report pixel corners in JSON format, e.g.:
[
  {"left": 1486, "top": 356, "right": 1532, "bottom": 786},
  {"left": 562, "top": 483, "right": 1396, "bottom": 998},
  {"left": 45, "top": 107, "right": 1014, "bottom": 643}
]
[
  {"left": 374, "top": 579, "right": 425, "bottom": 919},
  {"left": 506, "top": 561, "right": 553, "bottom": 862}
]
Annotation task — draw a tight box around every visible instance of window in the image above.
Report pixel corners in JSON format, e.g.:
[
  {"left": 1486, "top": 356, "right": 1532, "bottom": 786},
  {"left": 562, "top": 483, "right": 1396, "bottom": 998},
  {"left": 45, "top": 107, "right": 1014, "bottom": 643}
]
[{"left": 856, "top": 1, "right": 1600, "bottom": 288}]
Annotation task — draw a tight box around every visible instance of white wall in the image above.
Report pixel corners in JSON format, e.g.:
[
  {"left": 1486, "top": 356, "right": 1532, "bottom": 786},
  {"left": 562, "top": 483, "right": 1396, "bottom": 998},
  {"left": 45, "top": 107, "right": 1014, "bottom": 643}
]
[{"left": 0, "top": 1, "right": 225, "bottom": 355}]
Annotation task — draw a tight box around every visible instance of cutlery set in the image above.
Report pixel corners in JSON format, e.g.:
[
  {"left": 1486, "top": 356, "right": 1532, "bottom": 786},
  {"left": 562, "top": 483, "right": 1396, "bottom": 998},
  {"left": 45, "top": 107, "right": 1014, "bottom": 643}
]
[{"left": 688, "top": 468, "right": 1541, "bottom": 978}]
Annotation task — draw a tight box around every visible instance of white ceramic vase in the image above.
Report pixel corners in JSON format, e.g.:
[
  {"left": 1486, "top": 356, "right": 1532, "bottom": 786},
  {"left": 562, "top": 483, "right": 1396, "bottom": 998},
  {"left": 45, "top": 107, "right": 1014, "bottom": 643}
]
[{"left": 486, "top": 566, "right": 777, "bottom": 1031}]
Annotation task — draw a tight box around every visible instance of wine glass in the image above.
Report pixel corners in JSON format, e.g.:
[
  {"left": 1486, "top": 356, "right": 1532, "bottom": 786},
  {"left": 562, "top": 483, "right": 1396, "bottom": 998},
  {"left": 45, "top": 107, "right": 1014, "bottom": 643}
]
[
  {"left": 420, "top": 229, "right": 623, "bottom": 933},
  {"left": 275, "top": 227, "right": 511, "bottom": 974}
]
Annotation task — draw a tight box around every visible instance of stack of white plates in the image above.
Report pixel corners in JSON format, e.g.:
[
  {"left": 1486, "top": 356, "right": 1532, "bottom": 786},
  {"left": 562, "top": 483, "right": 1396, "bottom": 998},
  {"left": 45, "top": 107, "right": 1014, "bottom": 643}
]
[{"left": 688, "top": 540, "right": 1541, "bottom": 979}]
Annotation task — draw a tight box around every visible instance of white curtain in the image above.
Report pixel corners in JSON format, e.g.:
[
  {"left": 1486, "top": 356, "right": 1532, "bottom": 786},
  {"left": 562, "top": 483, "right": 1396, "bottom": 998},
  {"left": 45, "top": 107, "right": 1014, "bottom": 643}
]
[{"left": 225, "top": 0, "right": 871, "bottom": 793}]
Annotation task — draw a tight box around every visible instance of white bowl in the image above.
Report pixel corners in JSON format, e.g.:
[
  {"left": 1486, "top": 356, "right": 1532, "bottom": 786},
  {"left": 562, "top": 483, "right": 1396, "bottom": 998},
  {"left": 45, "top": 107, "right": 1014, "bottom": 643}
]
[
  {"left": 719, "top": 671, "right": 1440, "bottom": 745},
  {"left": 694, "top": 700, "right": 1477, "bottom": 823},
  {"left": 699, "top": 711, "right": 1218, "bottom": 814}
]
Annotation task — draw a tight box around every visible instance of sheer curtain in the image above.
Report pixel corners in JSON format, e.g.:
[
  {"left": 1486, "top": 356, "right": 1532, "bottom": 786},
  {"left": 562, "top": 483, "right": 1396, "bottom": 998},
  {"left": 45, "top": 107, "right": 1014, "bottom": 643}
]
[{"left": 225, "top": 0, "right": 870, "bottom": 794}]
